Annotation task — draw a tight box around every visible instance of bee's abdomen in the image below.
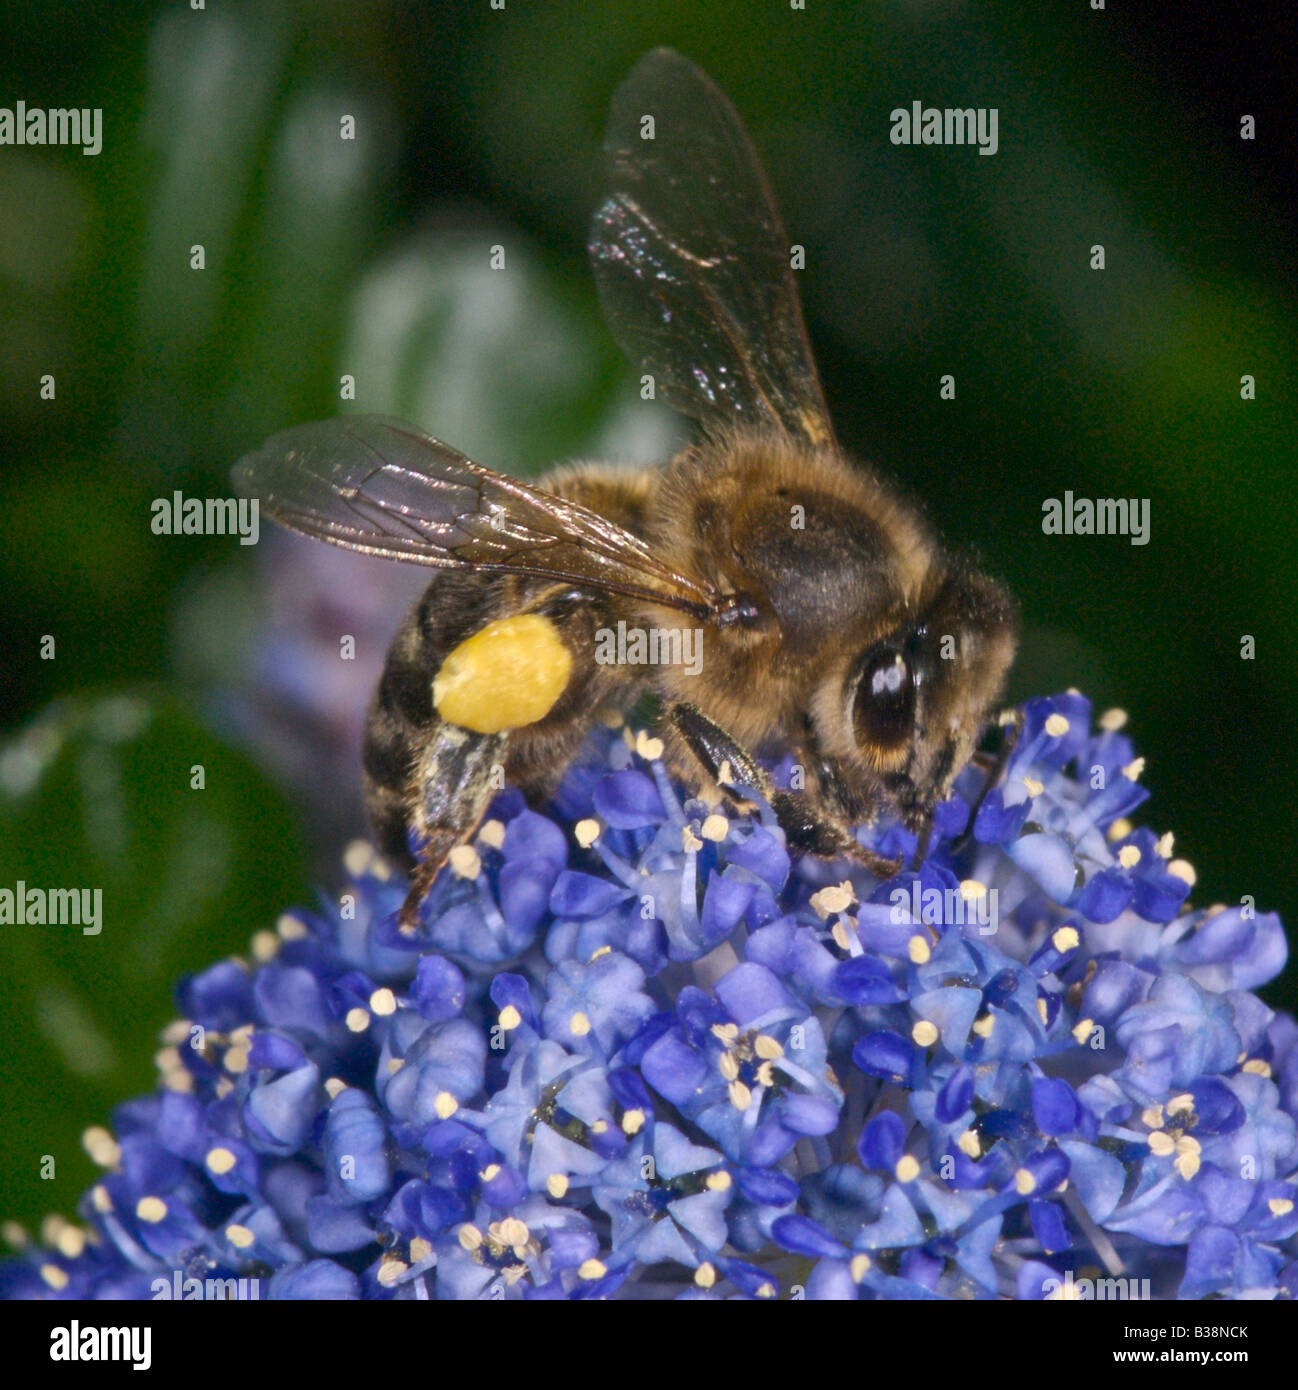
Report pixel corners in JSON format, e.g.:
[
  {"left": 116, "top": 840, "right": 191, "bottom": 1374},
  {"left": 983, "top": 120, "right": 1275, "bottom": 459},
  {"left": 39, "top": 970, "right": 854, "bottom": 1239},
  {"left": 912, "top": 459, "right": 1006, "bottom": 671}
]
[
  {"left": 363, "top": 570, "right": 518, "bottom": 864},
  {"left": 363, "top": 641, "right": 430, "bottom": 863}
]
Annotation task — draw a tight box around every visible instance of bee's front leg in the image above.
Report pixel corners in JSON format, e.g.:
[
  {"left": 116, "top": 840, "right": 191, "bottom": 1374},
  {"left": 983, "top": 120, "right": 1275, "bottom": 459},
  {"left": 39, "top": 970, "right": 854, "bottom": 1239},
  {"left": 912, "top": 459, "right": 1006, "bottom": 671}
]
[
  {"left": 951, "top": 706, "right": 1025, "bottom": 857},
  {"left": 663, "top": 702, "right": 901, "bottom": 879},
  {"left": 398, "top": 723, "right": 510, "bottom": 933}
]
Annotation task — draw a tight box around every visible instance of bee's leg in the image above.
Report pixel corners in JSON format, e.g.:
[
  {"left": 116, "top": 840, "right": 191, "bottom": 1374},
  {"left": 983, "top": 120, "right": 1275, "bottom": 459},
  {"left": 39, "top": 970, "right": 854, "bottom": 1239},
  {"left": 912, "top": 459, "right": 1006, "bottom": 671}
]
[
  {"left": 363, "top": 569, "right": 515, "bottom": 871},
  {"left": 664, "top": 702, "right": 901, "bottom": 879},
  {"left": 398, "top": 723, "right": 510, "bottom": 934},
  {"left": 952, "top": 707, "right": 1024, "bottom": 856}
]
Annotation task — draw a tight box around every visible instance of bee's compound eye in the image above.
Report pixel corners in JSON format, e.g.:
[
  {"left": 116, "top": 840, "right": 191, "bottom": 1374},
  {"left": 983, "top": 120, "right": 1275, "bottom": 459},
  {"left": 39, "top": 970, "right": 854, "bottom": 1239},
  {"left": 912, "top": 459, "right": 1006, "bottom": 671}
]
[{"left": 853, "top": 646, "right": 915, "bottom": 750}]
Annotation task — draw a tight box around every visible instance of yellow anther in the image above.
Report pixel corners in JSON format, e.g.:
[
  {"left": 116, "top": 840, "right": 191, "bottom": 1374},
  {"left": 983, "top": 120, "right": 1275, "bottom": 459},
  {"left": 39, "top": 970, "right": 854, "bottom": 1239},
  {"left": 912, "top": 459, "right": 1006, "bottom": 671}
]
[
  {"left": 575, "top": 818, "right": 601, "bottom": 848},
  {"left": 700, "top": 814, "right": 729, "bottom": 842},
  {"left": 448, "top": 845, "right": 481, "bottom": 880}
]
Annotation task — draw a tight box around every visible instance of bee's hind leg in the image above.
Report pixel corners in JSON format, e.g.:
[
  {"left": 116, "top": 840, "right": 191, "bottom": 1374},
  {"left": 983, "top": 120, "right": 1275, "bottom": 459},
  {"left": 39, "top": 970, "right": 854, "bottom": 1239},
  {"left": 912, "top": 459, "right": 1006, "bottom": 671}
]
[
  {"left": 663, "top": 702, "right": 901, "bottom": 880},
  {"left": 397, "top": 722, "right": 510, "bottom": 934}
]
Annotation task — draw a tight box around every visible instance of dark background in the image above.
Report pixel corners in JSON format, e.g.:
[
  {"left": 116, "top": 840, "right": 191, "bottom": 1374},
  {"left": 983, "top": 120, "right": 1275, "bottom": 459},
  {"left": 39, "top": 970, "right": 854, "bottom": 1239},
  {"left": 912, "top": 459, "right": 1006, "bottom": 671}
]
[{"left": 0, "top": 0, "right": 1294, "bottom": 1229}]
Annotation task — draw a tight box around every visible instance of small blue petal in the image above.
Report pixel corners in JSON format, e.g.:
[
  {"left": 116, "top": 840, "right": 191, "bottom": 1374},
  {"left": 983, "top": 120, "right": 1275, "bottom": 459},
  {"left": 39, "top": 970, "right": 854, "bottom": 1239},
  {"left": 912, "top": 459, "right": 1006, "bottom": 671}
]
[
  {"left": 305, "top": 1194, "right": 375, "bottom": 1253},
  {"left": 725, "top": 828, "right": 790, "bottom": 893},
  {"left": 267, "top": 1259, "right": 361, "bottom": 1300},
  {"left": 1008, "top": 832, "right": 1079, "bottom": 902},
  {"left": 936, "top": 1065, "right": 975, "bottom": 1124},
  {"left": 713, "top": 963, "right": 794, "bottom": 1028},
  {"left": 499, "top": 860, "right": 557, "bottom": 935},
  {"left": 550, "top": 871, "right": 629, "bottom": 918},
  {"left": 832, "top": 955, "right": 906, "bottom": 1006},
  {"left": 178, "top": 960, "right": 255, "bottom": 1032},
  {"left": 733, "top": 1167, "right": 799, "bottom": 1208},
  {"left": 1031, "top": 1077, "right": 1081, "bottom": 1136},
  {"left": 859, "top": 1110, "right": 906, "bottom": 1172},
  {"left": 592, "top": 771, "right": 666, "bottom": 829},
  {"left": 1075, "top": 867, "right": 1131, "bottom": 923},
  {"left": 247, "top": 1031, "right": 309, "bottom": 1072},
  {"left": 1028, "top": 1198, "right": 1069, "bottom": 1255},
  {"left": 253, "top": 965, "right": 332, "bottom": 1041},
  {"left": 411, "top": 954, "right": 467, "bottom": 1021},
  {"left": 771, "top": 1213, "right": 845, "bottom": 1259},
  {"left": 641, "top": 1029, "right": 710, "bottom": 1107},
  {"left": 244, "top": 1063, "right": 320, "bottom": 1153},
  {"left": 501, "top": 809, "right": 568, "bottom": 871},
  {"left": 779, "top": 1093, "right": 838, "bottom": 1136},
  {"left": 323, "top": 1089, "right": 390, "bottom": 1204},
  {"left": 701, "top": 873, "right": 755, "bottom": 939},
  {"left": 852, "top": 1031, "right": 917, "bottom": 1086}
]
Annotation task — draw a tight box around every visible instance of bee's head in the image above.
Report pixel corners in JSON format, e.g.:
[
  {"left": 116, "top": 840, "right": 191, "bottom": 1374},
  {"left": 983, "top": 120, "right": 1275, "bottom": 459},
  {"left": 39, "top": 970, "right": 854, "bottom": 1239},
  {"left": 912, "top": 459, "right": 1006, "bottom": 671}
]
[{"left": 841, "top": 564, "right": 1017, "bottom": 829}]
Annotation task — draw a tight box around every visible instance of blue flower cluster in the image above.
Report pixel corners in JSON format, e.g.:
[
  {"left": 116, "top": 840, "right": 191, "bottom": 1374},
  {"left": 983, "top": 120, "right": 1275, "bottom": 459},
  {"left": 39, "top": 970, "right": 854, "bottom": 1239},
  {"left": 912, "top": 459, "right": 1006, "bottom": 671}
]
[{"left": 6, "top": 693, "right": 1296, "bottom": 1300}]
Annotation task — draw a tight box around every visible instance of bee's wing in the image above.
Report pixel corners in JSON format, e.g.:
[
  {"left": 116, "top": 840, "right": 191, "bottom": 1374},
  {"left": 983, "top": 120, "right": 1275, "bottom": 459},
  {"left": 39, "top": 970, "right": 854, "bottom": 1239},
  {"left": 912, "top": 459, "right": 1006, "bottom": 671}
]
[
  {"left": 589, "top": 47, "right": 835, "bottom": 450},
  {"left": 233, "top": 415, "right": 720, "bottom": 618}
]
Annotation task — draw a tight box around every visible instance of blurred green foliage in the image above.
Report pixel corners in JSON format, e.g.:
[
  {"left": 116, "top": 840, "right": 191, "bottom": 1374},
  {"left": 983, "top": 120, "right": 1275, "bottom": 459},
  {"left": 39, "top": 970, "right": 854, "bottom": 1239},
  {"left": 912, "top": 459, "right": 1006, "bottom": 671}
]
[
  {"left": 0, "top": 0, "right": 1293, "bottom": 1230},
  {"left": 0, "top": 692, "right": 305, "bottom": 1227}
]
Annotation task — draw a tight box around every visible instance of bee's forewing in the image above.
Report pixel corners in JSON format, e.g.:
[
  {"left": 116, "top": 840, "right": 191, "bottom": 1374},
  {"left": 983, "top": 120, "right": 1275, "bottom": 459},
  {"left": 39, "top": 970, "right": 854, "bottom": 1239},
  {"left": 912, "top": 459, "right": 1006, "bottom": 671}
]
[
  {"left": 589, "top": 47, "right": 835, "bottom": 450},
  {"left": 233, "top": 414, "right": 719, "bottom": 616}
]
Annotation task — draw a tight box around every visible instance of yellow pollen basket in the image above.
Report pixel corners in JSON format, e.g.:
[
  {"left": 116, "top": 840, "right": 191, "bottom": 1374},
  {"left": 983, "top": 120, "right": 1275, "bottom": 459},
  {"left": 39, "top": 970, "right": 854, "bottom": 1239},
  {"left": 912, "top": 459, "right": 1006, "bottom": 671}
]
[{"left": 433, "top": 614, "right": 572, "bottom": 735}]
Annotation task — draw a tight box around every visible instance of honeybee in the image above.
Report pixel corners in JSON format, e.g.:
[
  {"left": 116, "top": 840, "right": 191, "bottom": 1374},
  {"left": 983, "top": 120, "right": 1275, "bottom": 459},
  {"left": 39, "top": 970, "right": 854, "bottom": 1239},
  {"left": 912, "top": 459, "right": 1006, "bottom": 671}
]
[{"left": 234, "top": 48, "right": 1017, "bottom": 930}]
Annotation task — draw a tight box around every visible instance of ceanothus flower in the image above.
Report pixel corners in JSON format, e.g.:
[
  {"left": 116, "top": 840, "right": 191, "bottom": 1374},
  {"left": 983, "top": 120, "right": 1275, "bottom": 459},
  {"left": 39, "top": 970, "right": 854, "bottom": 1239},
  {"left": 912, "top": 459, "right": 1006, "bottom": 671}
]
[{"left": 4, "top": 694, "right": 1296, "bottom": 1300}]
